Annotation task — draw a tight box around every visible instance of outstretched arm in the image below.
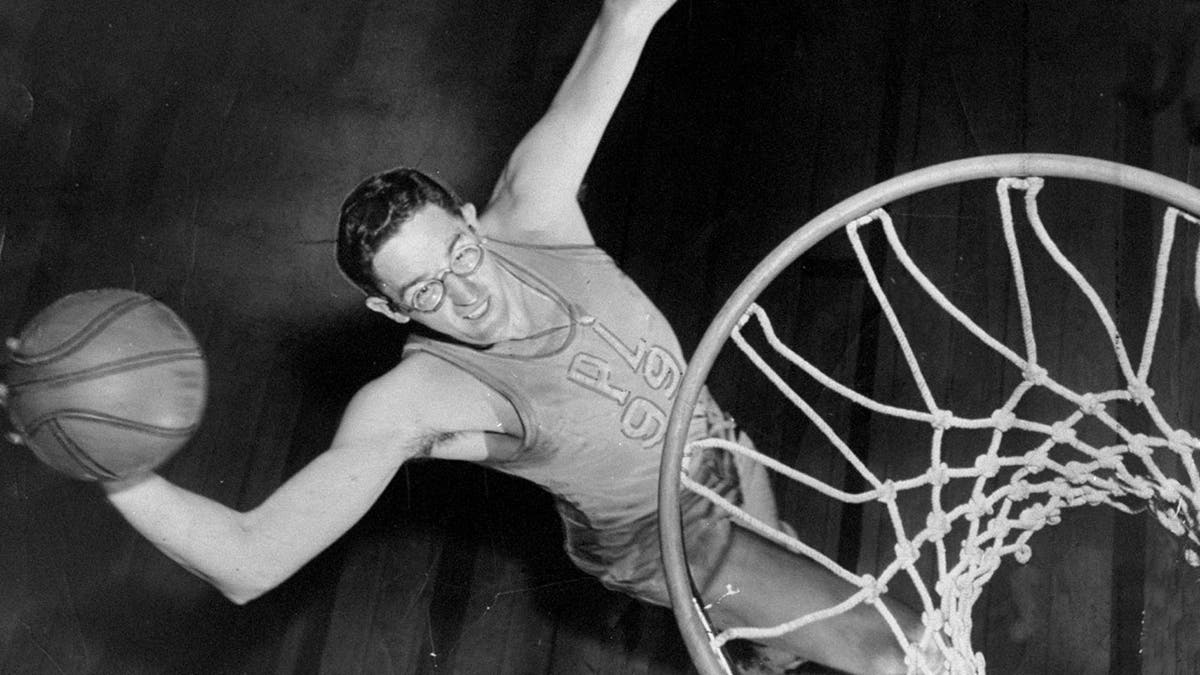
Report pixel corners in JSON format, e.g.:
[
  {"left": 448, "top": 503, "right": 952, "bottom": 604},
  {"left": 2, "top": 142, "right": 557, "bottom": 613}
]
[
  {"left": 483, "top": 0, "right": 679, "bottom": 242},
  {"left": 102, "top": 361, "right": 498, "bottom": 604}
]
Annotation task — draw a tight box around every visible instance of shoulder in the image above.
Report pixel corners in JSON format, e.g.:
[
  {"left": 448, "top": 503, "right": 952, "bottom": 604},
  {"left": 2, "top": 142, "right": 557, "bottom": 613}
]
[
  {"left": 352, "top": 352, "right": 509, "bottom": 431},
  {"left": 336, "top": 348, "right": 518, "bottom": 444},
  {"left": 477, "top": 182, "right": 595, "bottom": 246}
]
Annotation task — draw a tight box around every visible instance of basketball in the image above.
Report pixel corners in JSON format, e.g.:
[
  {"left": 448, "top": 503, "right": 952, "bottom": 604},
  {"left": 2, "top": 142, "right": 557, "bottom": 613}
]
[{"left": 3, "top": 289, "right": 207, "bottom": 481}]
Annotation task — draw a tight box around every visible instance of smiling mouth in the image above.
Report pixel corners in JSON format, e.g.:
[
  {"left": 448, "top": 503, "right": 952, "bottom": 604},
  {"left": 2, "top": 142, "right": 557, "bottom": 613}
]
[{"left": 464, "top": 297, "right": 491, "bottom": 320}]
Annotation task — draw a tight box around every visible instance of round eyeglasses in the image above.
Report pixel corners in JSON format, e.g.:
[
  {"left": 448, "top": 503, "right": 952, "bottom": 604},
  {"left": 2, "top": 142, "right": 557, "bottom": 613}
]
[{"left": 397, "top": 241, "right": 485, "bottom": 313}]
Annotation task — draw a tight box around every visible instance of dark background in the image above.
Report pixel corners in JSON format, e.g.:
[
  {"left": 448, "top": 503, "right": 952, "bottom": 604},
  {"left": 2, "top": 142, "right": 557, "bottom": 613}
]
[{"left": 2, "top": 0, "right": 1200, "bottom": 672}]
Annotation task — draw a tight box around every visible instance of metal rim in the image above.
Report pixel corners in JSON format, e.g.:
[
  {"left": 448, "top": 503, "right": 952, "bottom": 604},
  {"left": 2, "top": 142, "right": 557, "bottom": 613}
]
[{"left": 657, "top": 153, "right": 1200, "bottom": 674}]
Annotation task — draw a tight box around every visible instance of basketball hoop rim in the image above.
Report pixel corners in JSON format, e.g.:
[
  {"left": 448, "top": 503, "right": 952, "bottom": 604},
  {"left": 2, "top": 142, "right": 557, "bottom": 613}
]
[{"left": 658, "top": 153, "right": 1200, "bottom": 675}]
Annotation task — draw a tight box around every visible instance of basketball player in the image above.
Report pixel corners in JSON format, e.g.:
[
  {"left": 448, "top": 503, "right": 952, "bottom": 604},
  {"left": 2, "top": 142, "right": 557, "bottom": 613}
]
[{"left": 63, "top": 1, "right": 929, "bottom": 672}]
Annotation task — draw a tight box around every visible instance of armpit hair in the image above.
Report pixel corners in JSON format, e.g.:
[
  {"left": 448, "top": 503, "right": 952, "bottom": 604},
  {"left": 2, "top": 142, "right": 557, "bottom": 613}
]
[{"left": 410, "top": 430, "right": 461, "bottom": 460}]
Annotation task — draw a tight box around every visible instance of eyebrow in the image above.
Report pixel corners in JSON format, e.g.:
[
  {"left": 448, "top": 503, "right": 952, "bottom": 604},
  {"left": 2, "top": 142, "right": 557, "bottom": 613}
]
[{"left": 398, "top": 233, "right": 469, "bottom": 296}]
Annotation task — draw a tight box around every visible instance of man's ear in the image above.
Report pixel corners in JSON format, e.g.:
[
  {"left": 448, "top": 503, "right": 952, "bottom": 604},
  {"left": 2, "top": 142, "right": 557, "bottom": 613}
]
[{"left": 365, "top": 296, "right": 410, "bottom": 324}]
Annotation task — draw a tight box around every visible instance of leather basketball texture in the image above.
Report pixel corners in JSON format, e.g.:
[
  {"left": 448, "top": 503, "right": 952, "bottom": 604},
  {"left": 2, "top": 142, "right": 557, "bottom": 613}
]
[{"left": 5, "top": 289, "right": 207, "bottom": 480}]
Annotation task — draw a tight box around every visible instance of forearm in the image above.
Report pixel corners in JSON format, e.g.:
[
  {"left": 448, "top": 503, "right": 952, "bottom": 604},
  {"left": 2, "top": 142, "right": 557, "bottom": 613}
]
[
  {"left": 548, "top": 4, "right": 659, "bottom": 118},
  {"left": 103, "top": 474, "right": 274, "bottom": 604},
  {"left": 496, "top": 1, "right": 673, "bottom": 202},
  {"left": 103, "top": 436, "right": 409, "bottom": 605}
]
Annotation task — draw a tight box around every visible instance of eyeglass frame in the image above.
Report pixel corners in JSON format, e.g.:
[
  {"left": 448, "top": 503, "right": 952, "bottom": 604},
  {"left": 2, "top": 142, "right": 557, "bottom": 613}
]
[{"left": 390, "top": 235, "right": 487, "bottom": 313}]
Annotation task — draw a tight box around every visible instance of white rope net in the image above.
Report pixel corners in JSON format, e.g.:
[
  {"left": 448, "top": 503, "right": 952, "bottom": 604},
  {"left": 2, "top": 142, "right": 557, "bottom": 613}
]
[{"left": 681, "top": 176, "right": 1200, "bottom": 674}]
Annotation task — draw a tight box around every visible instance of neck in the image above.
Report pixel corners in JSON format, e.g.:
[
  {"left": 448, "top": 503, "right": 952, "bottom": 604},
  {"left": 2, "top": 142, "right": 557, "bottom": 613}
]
[
  {"left": 515, "top": 280, "right": 570, "bottom": 337},
  {"left": 487, "top": 272, "right": 571, "bottom": 353}
]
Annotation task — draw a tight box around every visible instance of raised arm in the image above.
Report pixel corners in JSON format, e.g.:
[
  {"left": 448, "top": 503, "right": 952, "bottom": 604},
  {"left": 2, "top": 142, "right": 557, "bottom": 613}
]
[
  {"left": 102, "top": 359, "right": 499, "bottom": 604},
  {"left": 483, "top": 0, "right": 679, "bottom": 241}
]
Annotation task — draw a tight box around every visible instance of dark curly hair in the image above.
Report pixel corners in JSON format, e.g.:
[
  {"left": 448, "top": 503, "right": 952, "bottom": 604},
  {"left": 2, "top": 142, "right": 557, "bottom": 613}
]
[{"left": 336, "top": 167, "right": 465, "bottom": 298}]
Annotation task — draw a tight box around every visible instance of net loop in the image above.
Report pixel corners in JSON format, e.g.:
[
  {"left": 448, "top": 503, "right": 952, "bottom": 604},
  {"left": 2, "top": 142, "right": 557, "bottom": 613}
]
[{"left": 1013, "top": 544, "right": 1033, "bottom": 564}]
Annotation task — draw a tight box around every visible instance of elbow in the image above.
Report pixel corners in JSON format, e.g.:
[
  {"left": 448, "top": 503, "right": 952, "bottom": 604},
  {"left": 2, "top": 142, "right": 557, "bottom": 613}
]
[
  {"left": 216, "top": 568, "right": 281, "bottom": 606},
  {"left": 212, "top": 512, "right": 292, "bottom": 605},
  {"left": 222, "top": 585, "right": 266, "bottom": 606},
  {"left": 208, "top": 533, "right": 289, "bottom": 605}
]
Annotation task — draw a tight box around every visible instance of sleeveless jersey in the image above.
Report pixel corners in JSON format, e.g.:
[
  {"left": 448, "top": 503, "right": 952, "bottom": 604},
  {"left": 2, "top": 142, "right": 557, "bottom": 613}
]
[{"left": 403, "top": 238, "right": 744, "bottom": 603}]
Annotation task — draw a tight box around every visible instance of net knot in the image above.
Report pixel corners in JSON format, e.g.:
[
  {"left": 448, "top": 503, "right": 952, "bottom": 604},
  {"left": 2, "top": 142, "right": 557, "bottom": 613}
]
[
  {"left": 1019, "top": 503, "right": 1057, "bottom": 529},
  {"left": 877, "top": 479, "right": 898, "bottom": 504},
  {"left": 1023, "top": 449, "right": 1050, "bottom": 473},
  {"left": 958, "top": 542, "right": 983, "bottom": 567},
  {"left": 966, "top": 494, "right": 994, "bottom": 520},
  {"left": 926, "top": 511, "right": 952, "bottom": 540},
  {"left": 1061, "top": 461, "right": 1090, "bottom": 483},
  {"left": 930, "top": 409, "right": 954, "bottom": 430},
  {"left": 895, "top": 540, "right": 920, "bottom": 566},
  {"left": 1078, "top": 393, "right": 1105, "bottom": 416},
  {"left": 1048, "top": 477, "right": 1074, "bottom": 498},
  {"left": 923, "top": 610, "right": 945, "bottom": 631},
  {"left": 1129, "top": 434, "right": 1153, "bottom": 459},
  {"left": 981, "top": 546, "right": 1003, "bottom": 572},
  {"left": 1128, "top": 380, "right": 1155, "bottom": 405},
  {"left": 1049, "top": 421, "right": 1077, "bottom": 445},
  {"left": 1170, "top": 430, "right": 1197, "bottom": 453},
  {"left": 1094, "top": 447, "right": 1122, "bottom": 471},
  {"left": 1023, "top": 365, "right": 1049, "bottom": 386},
  {"left": 926, "top": 463, "right": 951, "bottom": 486},
  {"left": 1009, "top": 480, "right": 1033, "bottom": 501},
  {"left": 1157, "top": 479, "right": 1184, "bottom": 504},
  {"left": 990, "top": 409, "right": 1017, "bottom": 432},
  {"left": 974, "top": 453, "right": 1002, "bottom": 478},
  {"left": 860, "top": 574, "right": 886, "bottom": 604},
  {"left": 1014, "top": 543, "right": 1033, "bottom": 564}
]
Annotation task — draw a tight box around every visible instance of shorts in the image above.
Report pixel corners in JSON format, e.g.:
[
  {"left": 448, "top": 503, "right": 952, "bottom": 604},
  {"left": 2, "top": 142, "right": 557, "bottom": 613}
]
[{"left": 558, "top": 394, "right": 782, "bottom": 607}]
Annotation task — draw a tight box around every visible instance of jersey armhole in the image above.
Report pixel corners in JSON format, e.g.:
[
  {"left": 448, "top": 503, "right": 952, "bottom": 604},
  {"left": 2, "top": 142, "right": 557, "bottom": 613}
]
[{"left": 402, "top": 344, "right": 540, "bottom": 457}]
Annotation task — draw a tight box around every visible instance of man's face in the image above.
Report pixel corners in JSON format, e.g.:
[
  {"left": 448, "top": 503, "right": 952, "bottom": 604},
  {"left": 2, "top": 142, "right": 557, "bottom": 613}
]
[{"left": 367, "top": 204, "right": 510, "bottom": 345}]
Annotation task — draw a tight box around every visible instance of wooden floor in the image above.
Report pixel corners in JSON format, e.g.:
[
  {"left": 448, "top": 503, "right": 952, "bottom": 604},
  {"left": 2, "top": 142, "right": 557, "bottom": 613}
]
[{"left": 2, "top": 0, "right": 1200, "bottom": 673}]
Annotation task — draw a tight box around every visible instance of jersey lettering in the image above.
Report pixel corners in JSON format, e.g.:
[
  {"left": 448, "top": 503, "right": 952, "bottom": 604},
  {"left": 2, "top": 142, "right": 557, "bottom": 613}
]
[
  {"left": 643, "top": 345, "right": 680, "bottom": 399},
  {"left": 593, "top": 321, "right": 647, "bottom": 371},
  {"left": 565, "top": 318, "right": 684, "bottom": 449},
  {"left": 622, "top": 396, "right": 667, "bottom": 448},
  {"left": 567, "top": 352, "right": 630, "bottom": 404}
]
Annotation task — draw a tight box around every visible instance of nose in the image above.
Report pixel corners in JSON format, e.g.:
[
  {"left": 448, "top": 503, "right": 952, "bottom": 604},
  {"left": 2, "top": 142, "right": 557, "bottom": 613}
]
[{"left": 443, "top": 273, "right": 480, "bottom": 305}]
